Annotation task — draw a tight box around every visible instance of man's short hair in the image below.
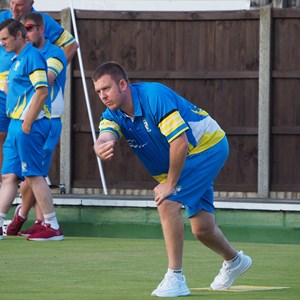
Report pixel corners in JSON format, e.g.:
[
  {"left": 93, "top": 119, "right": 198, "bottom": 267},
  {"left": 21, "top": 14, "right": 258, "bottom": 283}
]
[
  {"left": 18, "top": 0, "right": 34, "bottom": 4},
  {"left": 92, "top": 61, "right": 129, "bottom": 83},
  {"left": 23, "top": 12, "right": 44, "bottom": 26},
  {"left": 0, "top": 18, "right": 27, "bottom": 38}
]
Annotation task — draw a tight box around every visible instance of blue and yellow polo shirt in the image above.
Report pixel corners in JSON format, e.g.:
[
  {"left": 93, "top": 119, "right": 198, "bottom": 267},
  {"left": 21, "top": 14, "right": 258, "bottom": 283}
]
[
  {"left": 99, "top": 82, "right": 225, "bottom": 179},
  {"left": 7, "top": 43, "right": 51, "bottom": 120},
  {"left": 40, "top": 40, "right": 67, "bottom": 117}
]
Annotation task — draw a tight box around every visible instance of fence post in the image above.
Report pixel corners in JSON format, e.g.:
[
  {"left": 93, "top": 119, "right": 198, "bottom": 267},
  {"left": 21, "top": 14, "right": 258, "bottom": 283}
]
[
  {"left": 258, "top": 4, "right": 272, "bottom": 198},
  {"left": 60, "top": 8, "right": 72, "bottom": 194}
]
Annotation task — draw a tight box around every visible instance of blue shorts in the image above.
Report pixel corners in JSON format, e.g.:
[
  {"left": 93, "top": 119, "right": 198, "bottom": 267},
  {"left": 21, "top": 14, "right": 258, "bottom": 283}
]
[
  {"left": 43, "top": 118, "right": 62, "bottom": 175},
  {"left": 167, "top": 136, "right": 229, "bottom": 218},
  {"left": 1, "top": 118, "right": 51, "bottom": 180},
  {"left": 0, "top": 93, "right": 10, "bottom": 132}
]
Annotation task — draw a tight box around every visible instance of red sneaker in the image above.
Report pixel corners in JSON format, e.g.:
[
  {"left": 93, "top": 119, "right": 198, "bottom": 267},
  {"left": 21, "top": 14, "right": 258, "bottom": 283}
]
[
  {"left": 27, "top": 224, "right": 64, "bottom": 241},
  {"left": 19, "top": 219, "right": 44, "bottom": 237},
  {"left": 6, "top": 205, "right": 27, "bottom": 235},
  {"left": 0, "top": 227, "right": 3, "bottom": 240}
]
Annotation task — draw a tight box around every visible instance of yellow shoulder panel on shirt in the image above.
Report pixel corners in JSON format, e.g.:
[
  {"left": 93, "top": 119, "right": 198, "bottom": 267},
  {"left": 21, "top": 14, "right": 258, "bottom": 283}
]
[
  {"left": 55, "top": 30, "right": 75, "bottom": 48},
  {"left": 158, "top": 111, "right": 186, "bottom": 137},
  {"left": 47, "top": 57, "right": 64, "bottom": 76},
  {"left": 29, "top": 70, "right": 48, "bottom": 87}
]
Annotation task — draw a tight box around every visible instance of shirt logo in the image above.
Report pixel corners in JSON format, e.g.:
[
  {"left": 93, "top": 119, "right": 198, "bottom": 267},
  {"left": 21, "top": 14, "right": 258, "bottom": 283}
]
[
  {"left": 127, "top": 139, "right": 147, "bottom": 149},
  {"left": 172, "top": 186, "right": 182, "bottom": 195},
  {"left": 22, "top": 162, "right": 27, "bottom": 172},
  {"left": 143, "top": 119, "right": 151, "bottom": 132},
  {"left": 14, "top": 61, "right": 21, "bottom": 71}
]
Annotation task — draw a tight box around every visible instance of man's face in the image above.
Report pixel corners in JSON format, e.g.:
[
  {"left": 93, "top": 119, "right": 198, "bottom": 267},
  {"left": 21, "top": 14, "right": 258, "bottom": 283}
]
[
  {"left": 94, "top": 74, "right": 125, "bottom": 111},
  {"left": 24, "top": 20, "right": 42, "bottom": 48},
  {"left": 10, "top": 0, "right": 33, "bottom": 21},
  {"left": 0, "top": 27, "right": 18, "bottom": 53}
]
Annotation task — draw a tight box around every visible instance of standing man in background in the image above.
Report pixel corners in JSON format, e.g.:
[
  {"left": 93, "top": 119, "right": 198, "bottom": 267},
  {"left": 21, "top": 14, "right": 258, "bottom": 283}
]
[
  {"left": 0, "top": 0, "right": 78, "bottom": 187},
  {"left": 6, "top": 12, "right": 67, "bottom": 237},
  {"left": 0, "top": 19, "right": 64, "bottom": 241},
  {"left": 0, "top": 0, "right": 78, "bottom": 235}
]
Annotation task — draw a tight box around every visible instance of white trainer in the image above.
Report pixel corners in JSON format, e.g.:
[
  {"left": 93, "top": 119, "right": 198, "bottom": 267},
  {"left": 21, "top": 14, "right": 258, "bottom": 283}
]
[
  {"left": 210, "top": 251, "right": 252, "bottom": 290},
  {"left": 151, "top": 274, "right": 190, "bottom": 297}
]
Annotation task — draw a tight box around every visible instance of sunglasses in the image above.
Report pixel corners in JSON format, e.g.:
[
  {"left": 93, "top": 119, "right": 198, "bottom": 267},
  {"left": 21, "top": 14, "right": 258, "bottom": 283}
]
[{"left": 24, "top": 24, "right": 40, "bottom": 31}]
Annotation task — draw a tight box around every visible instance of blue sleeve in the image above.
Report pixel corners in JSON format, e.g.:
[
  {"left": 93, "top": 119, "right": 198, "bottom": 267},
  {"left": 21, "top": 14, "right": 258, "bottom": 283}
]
[
  {"left": 146, "top": 83, "right": 189, "bottom": 142},
  {"left": 0, "top": 10, "right": 12, "bottom": 22},
  {"left": 146, "top": 83, "right": 181, "bottom": 123},
  {"left": 41, "top": 12, "right": 64, "bottom": 45},
  {"left": 28, "top": 49, "right": 48, "bottom": 89}
]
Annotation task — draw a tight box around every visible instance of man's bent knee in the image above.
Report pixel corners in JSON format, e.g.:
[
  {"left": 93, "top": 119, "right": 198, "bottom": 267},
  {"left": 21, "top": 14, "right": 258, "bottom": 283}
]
[
  {"left": 192, "top": 224, "right": 216, "bottom": 242},
  {"left": 190, "top": 210, "right": 217, "bottom": 241},
  {"left": 157, "top": 200, "right": 182, "bottom": 218},
  {"left": 2, "top": 173, "right": 19, "bottom": 184}
]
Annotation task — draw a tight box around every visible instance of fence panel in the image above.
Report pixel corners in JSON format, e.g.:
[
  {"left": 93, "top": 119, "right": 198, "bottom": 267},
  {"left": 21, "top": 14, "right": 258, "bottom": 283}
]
[{"left": 70, "top": 10, "right": 260, "bottom": 192}]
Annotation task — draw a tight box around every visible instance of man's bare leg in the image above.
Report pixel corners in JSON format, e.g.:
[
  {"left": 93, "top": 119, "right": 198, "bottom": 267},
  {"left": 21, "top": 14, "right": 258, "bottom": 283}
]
[
  {"left": 19, "top": 180, "right": 43, "bottom": 220},
  {"left": 0, "top": 132, "right": 7, "bottom": 183},
  {"left": 0, "top": 173, "right": 20, "bottom": 236},
  {"left": 190, "top": 210, "right": 237, "bottom": 260},
  {"left": 157, "top": 200, "right": 184, "bottom": 270}
]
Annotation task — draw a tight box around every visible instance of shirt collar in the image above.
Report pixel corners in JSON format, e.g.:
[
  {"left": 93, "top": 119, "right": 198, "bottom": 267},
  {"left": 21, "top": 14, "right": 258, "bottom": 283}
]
[
  {"left": 12, "top": 43, "right": 33, "bottom": 62},
  {"left": 129, "top": 85, "right": 142, "bottom": 119},
  {"left": 40, "top": 39, "right": 51, "bottom": 54}
]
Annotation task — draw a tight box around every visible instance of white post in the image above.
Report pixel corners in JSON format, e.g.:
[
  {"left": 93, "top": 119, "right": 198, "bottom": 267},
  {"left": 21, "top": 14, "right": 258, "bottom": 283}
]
[
  {"left": 258, "top": 4, "right": 272, "bottom": 198},
  {"left": 69, "top": 0, "right": 108, "bottom": 195},
  {"left": 60, "top": 8, "right": 72, "bottom": 194}
]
